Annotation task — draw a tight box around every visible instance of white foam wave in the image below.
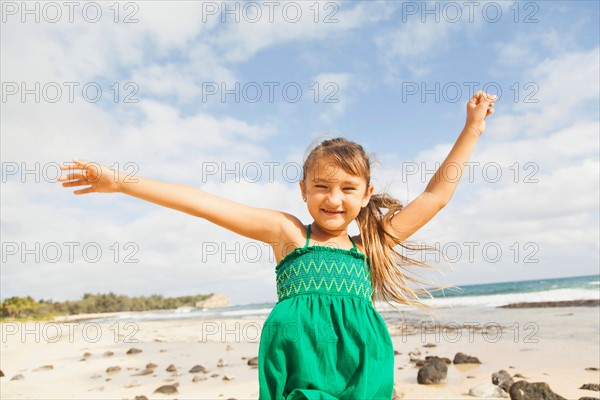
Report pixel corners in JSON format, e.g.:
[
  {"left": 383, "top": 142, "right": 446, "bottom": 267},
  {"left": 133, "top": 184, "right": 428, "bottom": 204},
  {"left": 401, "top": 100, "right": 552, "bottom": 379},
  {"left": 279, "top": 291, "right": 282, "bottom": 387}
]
[
  {"left": 218, "top": 308, "right": 273, "bottom": 317},
  {"left": 423, "top": 288, "right": 600, "bottom": 308}
]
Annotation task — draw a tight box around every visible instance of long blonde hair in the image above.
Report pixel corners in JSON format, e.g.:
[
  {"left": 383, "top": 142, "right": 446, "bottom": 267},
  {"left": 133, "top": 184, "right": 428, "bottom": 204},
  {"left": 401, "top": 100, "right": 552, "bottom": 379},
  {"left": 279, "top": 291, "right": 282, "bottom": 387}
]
[{"left": 302, "top": 137, "right": 441, "bottom": 311}]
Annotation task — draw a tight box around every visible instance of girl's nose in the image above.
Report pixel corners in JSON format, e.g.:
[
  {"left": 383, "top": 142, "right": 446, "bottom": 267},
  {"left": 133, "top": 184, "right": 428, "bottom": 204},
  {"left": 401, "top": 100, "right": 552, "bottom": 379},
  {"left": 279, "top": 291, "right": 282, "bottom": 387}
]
[{"left": 326, "top": 190, "right": 342, "bottom": 206}]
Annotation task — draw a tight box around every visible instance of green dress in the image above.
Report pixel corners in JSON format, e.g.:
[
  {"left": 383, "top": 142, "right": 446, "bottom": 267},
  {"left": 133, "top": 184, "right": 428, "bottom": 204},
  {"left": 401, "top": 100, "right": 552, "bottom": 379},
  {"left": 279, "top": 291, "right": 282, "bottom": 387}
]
[{"left": 258, "top": 224, "right": 394, "bottom": 399}]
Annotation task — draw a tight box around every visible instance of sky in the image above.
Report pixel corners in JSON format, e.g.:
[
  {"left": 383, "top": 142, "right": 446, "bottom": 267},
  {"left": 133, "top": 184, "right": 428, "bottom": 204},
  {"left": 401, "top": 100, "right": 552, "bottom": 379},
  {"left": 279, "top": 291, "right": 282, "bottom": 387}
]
[{"left": 1, "top": 0, "right": 599, "bottom": 306}]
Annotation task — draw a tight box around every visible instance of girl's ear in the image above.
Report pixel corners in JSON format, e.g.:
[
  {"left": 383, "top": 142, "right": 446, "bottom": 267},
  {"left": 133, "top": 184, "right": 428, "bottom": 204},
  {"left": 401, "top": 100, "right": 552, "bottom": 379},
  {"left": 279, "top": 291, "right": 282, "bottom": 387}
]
[
  {"left": 362, "top": 184, "right": 374, "bottom": 208},
  {"left": 299, "top": 180, "right": 307, "bottom": 202}
]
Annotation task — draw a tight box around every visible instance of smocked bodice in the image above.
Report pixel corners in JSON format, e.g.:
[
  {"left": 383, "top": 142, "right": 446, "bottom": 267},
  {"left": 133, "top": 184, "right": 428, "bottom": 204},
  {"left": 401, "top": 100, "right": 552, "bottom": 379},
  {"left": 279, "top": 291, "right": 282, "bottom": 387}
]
[{"left": 275, "top": 225, "right": 373, "bottom": 303}]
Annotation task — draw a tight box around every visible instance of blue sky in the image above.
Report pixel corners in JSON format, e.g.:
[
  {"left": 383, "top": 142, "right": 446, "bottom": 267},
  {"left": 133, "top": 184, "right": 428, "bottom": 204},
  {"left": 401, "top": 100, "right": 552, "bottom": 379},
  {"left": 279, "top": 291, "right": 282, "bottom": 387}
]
[{"left": 2, "top": 1, "right": 599, "bottom": 305}]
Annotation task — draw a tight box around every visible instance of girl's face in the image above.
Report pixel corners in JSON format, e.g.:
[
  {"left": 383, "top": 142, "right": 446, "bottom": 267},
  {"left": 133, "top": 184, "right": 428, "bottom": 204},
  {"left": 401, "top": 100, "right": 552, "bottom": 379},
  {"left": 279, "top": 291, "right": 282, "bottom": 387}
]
[{"left": 300, "top": 158, "right": 373, "bottom": 233}]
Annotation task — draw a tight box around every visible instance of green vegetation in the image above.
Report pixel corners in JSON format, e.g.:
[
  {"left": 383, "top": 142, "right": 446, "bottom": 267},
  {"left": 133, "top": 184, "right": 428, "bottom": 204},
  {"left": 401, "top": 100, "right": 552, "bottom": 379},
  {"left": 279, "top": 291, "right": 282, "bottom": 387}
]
[{"left": 0, "top": 292, "right": 212, "bottom": 320}]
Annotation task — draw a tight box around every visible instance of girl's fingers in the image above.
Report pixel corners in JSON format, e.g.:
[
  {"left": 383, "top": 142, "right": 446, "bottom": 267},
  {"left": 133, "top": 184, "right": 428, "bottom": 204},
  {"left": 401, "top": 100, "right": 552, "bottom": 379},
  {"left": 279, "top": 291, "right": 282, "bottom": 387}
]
[
  {"left": 58, "top": 173, "right": 86, "bottom": 182},
  {"left": 73, "top": 187, "right": 94, "bottom": 195},
  {"left": 61, "top": 180, "right": 89, "bottom": 188},
  {"left": 470, "top": 91, "right": 497, "bottom": 105}
]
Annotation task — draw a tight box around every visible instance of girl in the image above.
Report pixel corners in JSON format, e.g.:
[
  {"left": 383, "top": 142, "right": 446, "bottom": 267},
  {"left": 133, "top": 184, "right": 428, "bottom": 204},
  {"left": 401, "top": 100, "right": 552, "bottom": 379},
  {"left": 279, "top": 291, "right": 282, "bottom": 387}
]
[{"left": 58, "top": 91, "right": 496, "bottom": 399}]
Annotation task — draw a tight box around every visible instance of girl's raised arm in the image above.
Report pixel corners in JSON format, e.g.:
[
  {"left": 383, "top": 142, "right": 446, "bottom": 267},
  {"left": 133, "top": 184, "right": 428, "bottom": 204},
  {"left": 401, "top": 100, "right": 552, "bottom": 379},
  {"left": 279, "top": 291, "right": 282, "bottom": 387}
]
[
  {"left": 58, "top": 158, "right": 292, "bottom": 244},
  {"left": 389, "top": 90, "right": 496, "bottom": 241}
]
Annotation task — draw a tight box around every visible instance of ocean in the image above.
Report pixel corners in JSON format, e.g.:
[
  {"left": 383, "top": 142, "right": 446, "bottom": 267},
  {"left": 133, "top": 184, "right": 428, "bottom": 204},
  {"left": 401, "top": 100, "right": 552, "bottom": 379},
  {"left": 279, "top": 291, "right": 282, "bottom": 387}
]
[{"left": 95, "top": 274, "right": 599, "bottom": 323}]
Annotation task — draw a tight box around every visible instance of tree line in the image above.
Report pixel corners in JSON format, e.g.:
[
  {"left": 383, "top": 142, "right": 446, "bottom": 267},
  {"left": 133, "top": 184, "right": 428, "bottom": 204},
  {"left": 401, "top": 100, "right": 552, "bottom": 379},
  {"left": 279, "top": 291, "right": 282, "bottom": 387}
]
[{"left": 0, "top": 292, "right": 212, "bottom": 319}]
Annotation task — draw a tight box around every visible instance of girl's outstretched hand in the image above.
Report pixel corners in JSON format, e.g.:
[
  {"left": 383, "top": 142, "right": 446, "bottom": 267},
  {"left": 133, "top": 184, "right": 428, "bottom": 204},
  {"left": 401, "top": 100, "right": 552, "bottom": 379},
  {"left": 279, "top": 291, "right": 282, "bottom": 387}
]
[
  {"left": 57, "top": 158, "right": 121, "bottom": 194},
  {"left": 465, "top": 90, "right": 496, "bottom": 136}
]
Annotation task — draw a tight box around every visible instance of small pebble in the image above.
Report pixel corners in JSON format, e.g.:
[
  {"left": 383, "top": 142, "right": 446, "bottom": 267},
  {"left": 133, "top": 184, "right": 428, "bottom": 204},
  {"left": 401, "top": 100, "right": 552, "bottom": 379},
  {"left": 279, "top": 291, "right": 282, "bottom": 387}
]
[
  {"left": 127, "top": 348, "right": 142, "bottom": 355},
  {"left": 103, "top": 351, "right": 114, "bottom": 357},
  {"left": 11, "top": 374, "right": 25, "bottom": 381},
  {"left": 33, "top": 365, "right": 53, "bottom": 372},
  {"left": 154, "top": 384, "right": 178, "bottom": 394},
  {"left": 132, "top": 368, "right": 153, "bottom": 376},
  {"left": 106, "top": 366, "right": 121, "bottom": 375},
  {"left": 189, "top": 365, "right": 207, "bottom": 373}
]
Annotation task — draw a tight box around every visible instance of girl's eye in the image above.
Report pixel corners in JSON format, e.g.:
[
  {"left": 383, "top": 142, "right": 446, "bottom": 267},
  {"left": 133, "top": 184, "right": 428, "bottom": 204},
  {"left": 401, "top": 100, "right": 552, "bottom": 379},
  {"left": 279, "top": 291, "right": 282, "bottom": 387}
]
[
  {"left": 343, "top": 187, "right": 356, "bottom": 191},
  {"left": 315, "top": 185, "right": 328, "bottom": 189}
]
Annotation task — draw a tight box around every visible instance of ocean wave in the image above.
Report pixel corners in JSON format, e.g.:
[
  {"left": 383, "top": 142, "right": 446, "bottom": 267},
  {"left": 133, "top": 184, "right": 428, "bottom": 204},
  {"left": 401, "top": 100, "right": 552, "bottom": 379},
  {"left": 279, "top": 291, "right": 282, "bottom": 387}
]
[{"left": 421, "top": 288, "right": 600, "bottom": 308}]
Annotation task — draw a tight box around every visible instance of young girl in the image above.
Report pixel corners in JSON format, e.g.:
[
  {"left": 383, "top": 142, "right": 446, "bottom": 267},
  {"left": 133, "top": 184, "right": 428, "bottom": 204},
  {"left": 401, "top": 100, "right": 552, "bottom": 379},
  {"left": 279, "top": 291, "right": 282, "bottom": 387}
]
[{"left": 58, "top": 91, "right": 496, "bottom": 399}]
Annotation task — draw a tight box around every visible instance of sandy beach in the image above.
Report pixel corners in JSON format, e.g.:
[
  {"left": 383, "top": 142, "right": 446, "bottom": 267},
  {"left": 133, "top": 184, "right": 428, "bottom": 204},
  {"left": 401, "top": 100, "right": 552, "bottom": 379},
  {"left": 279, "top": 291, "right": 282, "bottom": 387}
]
[{"left": 1, "top": 305, "right": 599, "bottom": 399}]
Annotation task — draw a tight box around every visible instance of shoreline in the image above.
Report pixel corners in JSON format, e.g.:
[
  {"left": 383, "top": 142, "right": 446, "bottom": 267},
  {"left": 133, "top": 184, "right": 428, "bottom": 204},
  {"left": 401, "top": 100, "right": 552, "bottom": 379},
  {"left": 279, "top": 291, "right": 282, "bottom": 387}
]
[{"left": 2, "top": 299, "right": 597, "bottom": 324}]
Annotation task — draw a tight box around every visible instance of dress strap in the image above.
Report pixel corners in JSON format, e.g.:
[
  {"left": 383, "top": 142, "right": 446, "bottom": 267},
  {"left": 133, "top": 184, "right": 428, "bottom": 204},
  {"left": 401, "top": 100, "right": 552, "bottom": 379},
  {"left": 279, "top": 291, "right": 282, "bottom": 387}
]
[
  {"left": 348, "top": 234, "right": 358, "bottom": 252},
  {"left": 304, "top": 224, "right": 312, "bottom": 249}
]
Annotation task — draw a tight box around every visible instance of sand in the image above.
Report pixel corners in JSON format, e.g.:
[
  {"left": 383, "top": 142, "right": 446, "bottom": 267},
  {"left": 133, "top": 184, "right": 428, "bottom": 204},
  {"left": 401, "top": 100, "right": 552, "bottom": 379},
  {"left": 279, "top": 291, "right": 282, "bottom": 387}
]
[{"left": 1, "top": 306, "right": 599, "bottom": 399}]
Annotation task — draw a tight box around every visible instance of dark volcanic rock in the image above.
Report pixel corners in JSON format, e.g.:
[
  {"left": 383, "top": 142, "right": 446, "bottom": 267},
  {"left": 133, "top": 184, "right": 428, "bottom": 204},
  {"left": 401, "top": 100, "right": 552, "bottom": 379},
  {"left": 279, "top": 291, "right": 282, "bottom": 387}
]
[
  {"left": 580, "top": 383, "right": 600, "bottom": 391},
  {"left": 509, "top": 380, "right": 566, "bottom": 400},
  {"left": 417, "top": 357, "right": 448, "bottom": 385},
  {"left": 453, "top": 352, "right": 481, "bottom": 364},
  {"left": 492, "top": 369, "right": 514, "bottom": 393}
]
